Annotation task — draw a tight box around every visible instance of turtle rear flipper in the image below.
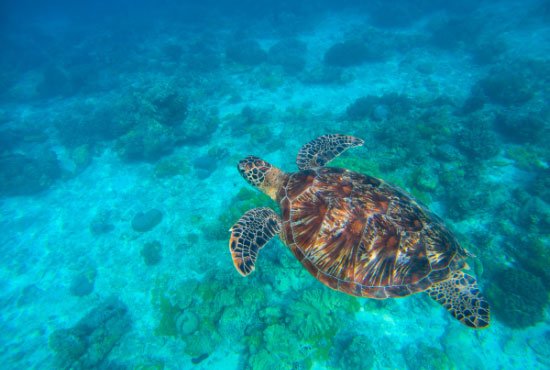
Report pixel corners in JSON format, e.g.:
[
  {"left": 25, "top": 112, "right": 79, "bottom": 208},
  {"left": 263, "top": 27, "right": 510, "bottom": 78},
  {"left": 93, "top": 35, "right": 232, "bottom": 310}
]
[
  {"left": 229, "top": 208, "right": 281, "bottom": 276},
  {"left": 296, "top": 134, "right": 364, "bottom": 170},
  {"left": 426, "top": 271, "right": 490, "bottom": 329}
]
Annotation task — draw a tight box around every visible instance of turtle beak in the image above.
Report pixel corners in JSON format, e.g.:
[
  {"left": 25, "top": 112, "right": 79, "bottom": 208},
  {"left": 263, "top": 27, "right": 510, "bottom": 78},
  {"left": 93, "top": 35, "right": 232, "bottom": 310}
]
[
  {"left": 237, "top": 156, "right": 273, "bottom": 188},
  {"left": 237, "top": 157, "right": 253, "bottom": 177}
]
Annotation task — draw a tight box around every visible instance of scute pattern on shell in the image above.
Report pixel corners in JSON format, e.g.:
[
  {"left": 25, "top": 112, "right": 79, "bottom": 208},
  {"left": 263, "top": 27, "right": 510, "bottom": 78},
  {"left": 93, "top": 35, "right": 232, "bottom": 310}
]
[{"left": 279, "top": 167, "right": 467, "bottom": 299}]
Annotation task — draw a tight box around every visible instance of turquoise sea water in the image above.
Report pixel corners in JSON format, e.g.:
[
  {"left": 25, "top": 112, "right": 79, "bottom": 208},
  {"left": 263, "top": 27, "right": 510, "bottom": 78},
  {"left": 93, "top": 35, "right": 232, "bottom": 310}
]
[{"left": 1, "top": 1, "right": 549, "bottom": 369}]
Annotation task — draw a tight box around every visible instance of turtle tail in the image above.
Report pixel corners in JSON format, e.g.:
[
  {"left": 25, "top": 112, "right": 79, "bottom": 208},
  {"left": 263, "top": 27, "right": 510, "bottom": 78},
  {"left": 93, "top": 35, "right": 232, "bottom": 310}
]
[{"left": 426, "top": 271, "right": 490, "bottom": 329}]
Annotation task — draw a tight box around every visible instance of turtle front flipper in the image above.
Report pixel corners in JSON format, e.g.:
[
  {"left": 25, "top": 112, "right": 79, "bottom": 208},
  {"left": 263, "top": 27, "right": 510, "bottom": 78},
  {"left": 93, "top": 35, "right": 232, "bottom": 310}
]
[
  {"left": 426, "top": 271, "right": 490, "bottom": 329},
  {"left": 229, "top": 207, "right": 281, "bottom": 276},
  {"left": 296, "top": 134, "right": 364, "bottom": 170}
]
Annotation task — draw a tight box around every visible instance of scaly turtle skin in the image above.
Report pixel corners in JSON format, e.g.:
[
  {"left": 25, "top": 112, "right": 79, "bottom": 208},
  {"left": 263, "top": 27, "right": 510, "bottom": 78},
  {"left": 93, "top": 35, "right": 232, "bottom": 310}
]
[{"left": 229, "top": 134, "right": 490, "bottom": 328}]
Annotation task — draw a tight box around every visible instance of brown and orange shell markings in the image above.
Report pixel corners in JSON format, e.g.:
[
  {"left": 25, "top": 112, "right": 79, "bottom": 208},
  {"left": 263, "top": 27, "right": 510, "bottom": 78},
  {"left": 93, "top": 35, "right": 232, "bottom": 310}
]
[{"left": 277, "top": 167, "right": 468, "bottom": 299}]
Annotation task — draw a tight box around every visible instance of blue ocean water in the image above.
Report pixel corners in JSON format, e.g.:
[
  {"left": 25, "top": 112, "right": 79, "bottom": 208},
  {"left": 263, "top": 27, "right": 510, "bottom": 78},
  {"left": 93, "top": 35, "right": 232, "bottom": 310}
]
[{"left": 1, "top": 0, "right": 549, "bottom": 368}]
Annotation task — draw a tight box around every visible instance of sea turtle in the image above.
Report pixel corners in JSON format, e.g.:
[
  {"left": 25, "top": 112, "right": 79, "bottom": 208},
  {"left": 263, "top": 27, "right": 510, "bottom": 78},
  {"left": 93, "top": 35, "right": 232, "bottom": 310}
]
[{"left": 229, "top": 134, "right": 490, "bottom": 328}]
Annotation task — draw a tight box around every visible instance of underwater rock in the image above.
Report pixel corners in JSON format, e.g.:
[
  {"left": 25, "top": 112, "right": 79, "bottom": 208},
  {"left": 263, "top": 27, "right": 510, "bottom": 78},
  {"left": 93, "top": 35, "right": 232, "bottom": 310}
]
[
  {"left": 184, "top": 39, "right": 222, "bottom": 72},
  {"left": 132, "top": 209, "right": 163, "bottom": 232},
  {"left": 69, "top": 270, "right": 96, "bottom": 297},
  {"left": 162, "top": 42, "right": 184, "bottom": 61},
  {"left": 267, "top": 39, "right": 307, "bottom": 74},
  {"left": 226, "top": 39, "right": 267, "bottom": 66},
  {"left": 429, "top": 17, "right": 483, "bottom": 51},
  {"left": 470, "top": 39, "right": 507, "bottom": 65},
  {"left": 0, "top": 127, "right": 48, "bottom": 153},
  {"left": 37, "top": 64, "right": 77, "bottom": 98},
  {"left": 17, "top": 284, "right": 45, "bottom": 307},
  {"left": 89, "top": 209, "right": 115, "bottom": 235},
  {"left": 301, "top": 66, "right": 346, "bottom": 85},
  {"left": 49, "top": 329, "right": 88, "bottom": 366},
  {"left": 193, "top": 154, "right": 217, "bottom": 180},
  {"left": 141, "top": 241, "right": 163, "bottom": 266},
  {"left": 324, "top": 40, "right": 380, "bottom": 67},
  {"left": 528, "top": 331, "right": 550, "bottom": 367},
  {"left": 191, "top": 353, "right": 209, "bottom": 365},
  {"left": 0, "top": 151, "right": 61, "bottom": 197},
  {"left": 49, "top": 296, "right": 131, "bottom": 369},
  {"left": 366, "top": 1, "right": 442, "bottom": 28}
]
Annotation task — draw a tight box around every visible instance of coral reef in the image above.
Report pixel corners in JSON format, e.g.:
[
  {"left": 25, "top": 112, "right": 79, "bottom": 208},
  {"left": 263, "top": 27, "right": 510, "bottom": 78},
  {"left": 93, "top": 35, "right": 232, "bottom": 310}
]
[
  {"left": 144, "top": 82, "right": 188, "bottom": 127},
  {"left": 153, "top": 155, "right": 190, "bottom": 179},
  {"left": 505, "top": 146, "right": 546, "bottom": 171},
  {"left": 178, "top": 107, "right": 220, "bottom": 144},
  {"left": 49, "top": 297, "right": 131, "bottom": 369},
  {"left": 530, "top": 169, "right": 550, "bottom": 203},
  {"left": 54, "top": 95, "right": 136, "bottom": 148},
  {"left": 476, "top": 68, "right": 534, "bottom": 106},
  {"left": 284, "top": 287, "right": 359, "bottom": 362},
  {"left": 263, "top": 324, "right": 302, "bottom": 366},
  {"left": 510, "top": 236, "right": 550, "bottom": 289},
  {"left": 455, "top": 115, "right": 499, "bottom": 160},
  {"left": 403, "top": 343, "right": 452, "bottom": 370},
  {"left": 486, "top": 266, "right": 548, "bottom": 328},
  {"left": 151, "top": 272, "right": 259, "bottom": 359},
  {"left": 494, "top": 109, "right": 548, "bottom": 144},
  {"left": 174, "top": 310, "right": 198, "bottom": 336},
  {"left": 331, "top": 333, "right": 375, "bottom": 370},
  {"left": 439, "top": 164, "right": 488, "bottom": 221},
  {"left": 115, "top": 119, "right": 177, "bottom": 162},
  {"left": 345, "top": 93, "right": 412, "bottom": 121}
]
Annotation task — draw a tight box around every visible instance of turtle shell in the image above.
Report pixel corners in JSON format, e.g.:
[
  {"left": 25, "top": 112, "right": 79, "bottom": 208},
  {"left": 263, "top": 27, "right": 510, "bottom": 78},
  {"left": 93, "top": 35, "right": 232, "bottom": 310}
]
[{"left": 277, "top": 167, "right": 468, "bottom": 299}]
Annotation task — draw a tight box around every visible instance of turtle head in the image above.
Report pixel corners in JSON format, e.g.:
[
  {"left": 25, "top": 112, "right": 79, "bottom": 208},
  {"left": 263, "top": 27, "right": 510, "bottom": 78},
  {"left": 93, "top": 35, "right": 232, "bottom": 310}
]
[{"left": 238, "top": 156, "right": 286, "bottom": 200}]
